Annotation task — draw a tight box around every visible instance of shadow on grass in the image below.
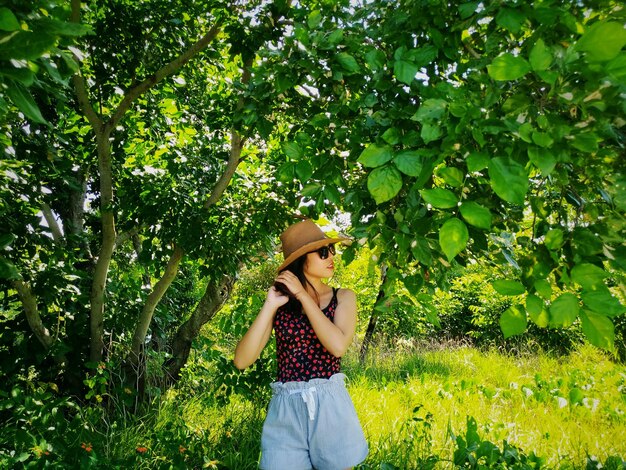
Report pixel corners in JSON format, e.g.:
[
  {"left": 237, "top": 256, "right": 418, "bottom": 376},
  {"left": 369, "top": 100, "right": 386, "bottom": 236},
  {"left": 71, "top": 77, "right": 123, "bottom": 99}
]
[{"left": 343, "top": 350, "right": 453, "bottom": 388}]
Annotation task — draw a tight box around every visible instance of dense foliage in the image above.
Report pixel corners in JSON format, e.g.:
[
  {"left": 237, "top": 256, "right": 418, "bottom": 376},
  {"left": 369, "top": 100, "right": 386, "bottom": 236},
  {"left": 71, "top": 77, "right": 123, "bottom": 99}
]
[{"left": 1, "top": 0, "right": 624, "bottom": 428}]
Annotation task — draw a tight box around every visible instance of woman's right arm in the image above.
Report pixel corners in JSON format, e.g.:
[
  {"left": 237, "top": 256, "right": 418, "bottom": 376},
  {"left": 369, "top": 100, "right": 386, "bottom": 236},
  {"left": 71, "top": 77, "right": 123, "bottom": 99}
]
[{"left": 233, "top": 287, "right": 285, "bottom": 370}]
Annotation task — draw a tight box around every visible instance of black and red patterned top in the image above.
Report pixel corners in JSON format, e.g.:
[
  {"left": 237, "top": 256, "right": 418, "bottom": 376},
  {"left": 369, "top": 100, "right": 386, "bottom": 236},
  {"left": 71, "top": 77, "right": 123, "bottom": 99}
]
[{"left": 274, "top": 288, "right": 341, "bottom": 382}]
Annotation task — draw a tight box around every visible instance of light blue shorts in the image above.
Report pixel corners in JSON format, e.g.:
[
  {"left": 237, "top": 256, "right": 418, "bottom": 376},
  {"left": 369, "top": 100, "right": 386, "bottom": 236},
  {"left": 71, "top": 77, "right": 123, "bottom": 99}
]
[{"left": 259, "top": 373, "right": 368, "bottom": 470}]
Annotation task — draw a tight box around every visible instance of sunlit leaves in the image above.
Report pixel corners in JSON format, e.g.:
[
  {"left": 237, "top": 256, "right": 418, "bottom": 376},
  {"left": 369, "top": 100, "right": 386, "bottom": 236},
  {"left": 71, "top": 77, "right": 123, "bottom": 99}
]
[
  {"left": 529, "top": 39, "right": 552, "bottom": 71},
  {"left": 439, "top": 218, "right": 468, "bottom": 261},
  {"left": 580, "top": 310, "right": 615, "bottom": 351},
  {"left": 488, "top": 157, "right": 528, "bottom": 205},
  {"left": 570, "top": 263, "right": 607, "bottom": 290},
  {"left": 367, "top": 165, "right": 402, "bottom": 204},
  {"left": 576, "top": 21, "right": 626, "bottom": 62},
  {"left": 459, "top": 202, "right": 491, "bottom": 229},
  {"left": 420, "top": 188, "right": 457, "bottom": 209},
  {"left": 500, "top": 304, "right": 527, "bottom": 339},
  {"left": 358, "top": 144, "right": 393, "bottom": 168},
  {"left": 412, "top": 99, "right": 448, "bottom": 122},
  {"left": 492, "top": 280, "right": 525, "bottom": 296},
  {"left": 487, "top": 53, "right": 531, "bottom": 81},
  {"left": 393, "top": 150, "right": 424, "bottom": 177},
  {"left": 335, "top": 52, "right": 360, "bottom": 74},
  {"left": 549, "top": 293, "right": 579, "bottom": 327}
]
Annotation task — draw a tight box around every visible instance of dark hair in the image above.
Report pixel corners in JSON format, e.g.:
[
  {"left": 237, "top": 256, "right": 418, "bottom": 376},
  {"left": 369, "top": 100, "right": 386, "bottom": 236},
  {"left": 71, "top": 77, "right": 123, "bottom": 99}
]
[{"left": 274, "top": 253, "right": 319, "bottom": 311}]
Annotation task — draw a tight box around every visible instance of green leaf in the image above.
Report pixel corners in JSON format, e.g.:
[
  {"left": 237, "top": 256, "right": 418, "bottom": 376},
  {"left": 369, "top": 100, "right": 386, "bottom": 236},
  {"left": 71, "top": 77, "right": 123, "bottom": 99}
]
[
  {"left": 438, "top": 167, "right": 464, "bottom": 187},
  {"left": 0, "top": 31, "right": 56, "bottom": 60},
  {"left": 324, "top": 185, "right": 342, "bottom": 205},
  {"left": 527, "top": 147, "right": 556, "bottom": 176},
  {"left": 0, "top": 257, "right": 19, "bottom": 279},
  {"left": 569, "top": 388, "right": 584, "bottom": 405},
  {"left": 492, "top": 280, "right": 526, "bottom": 296},
  {"left": 576, "top": 21, "right": 626, "bottom": 62},
  {"left": 580, "top": 310, "right": 615, "bottom": 351},
  {"left": 459, "top": 202, "right": 491, "bottom": 229},
  {"left": 393, "top": 150, "right": 424, "bottom": 176},
  {"left": 420, "top": 188, "right": 457, "bottom": 209},
  {"left": 277, "top": 162, "right": 295, "bottom": 183},
  {"left": 33, "top": 17, "right": 92, "bottom": 37},
  {"left": 500, "top": 305, "right": 527, "bottom": 339},
  {"left": 365, "top": 48, "right": 386, "bottom": 71},
  {"left": 307, "top": 10, "right": 322, "bottom": 29},
  {"left": 420, "top": 122, "right": 441, "bottom": 144},
  {"left": 571, "top": 263, "right": 607, "bottom": 290},
  {"left": 487, "top": 53, "right": 531, "bottom": 81},
  {"left": 0, "top": 65, "right": 35, "bottom": 86},
  {"left": 408, "top": 45, "right": 438, "bottom": 67},
  {"left": 526, "top": 294, "right": 549, "bottom": 328},
  {"left": 358, "top": 144, "right": 393, "bottom": 168},
  {"left": 439, "top": 218, "right": 468, "bottom": 261},
  {"left": 367, "top": 165, "right": 403, "bottom": 204},
  {"left": 581, "top": 288, "right": 626, "bottom": 317},
  {"left": 529, "top": 38, "right": 552, "bottom": 71},
  {"left": 412, "top": 99, "right": 448, "bottom": 122},
  {"left": 549, "top": 293, "right": 579, "bottom": 327},
  {"left": 282, "top": 141, "right": 302, "bottom": 160},
  {"left": 488, "top": 157, "right": 528, "bottom": 205},
  {"left": 0, "top": 233, "right": 15, "bottom": 249},
  {"left": 295, "top": 160, "right": 313, "bottom": 182},
  {"left": 466, "top": 152, "right": 490, "bottom": 172},
  {"left": 393, "top": 60, "right": 418, "bottom": 85},
  {"left": 496, "top": 8, "right": 525, "bottom": 34},
  {"left": 531, "top": 131, "right": 554, "bottom": 148},
  {"left": 544, "top": 229, "right": 564, "bottom": 251},
  {"left": 381, "top": 127, "right": 400, "bottom": 145},
  {"left": 335, "top": 52, "right": 360, "bottom": 74},
  {"left": 606, "top": 53, "right": 626, "bottom": 80},
  {"left": 534, "top": 279, "right": 552, "bottom": 299},
  {"left": 0, "top": 7, "right": 20, "bottom": 31},
  {"left": 6, "top": 83, "right": 48, "bottom": 124},
  {"left": 459, "top": 2, "right": 479, "bottom": 19},
  {"left": 571, "top": 133, "right": 599, "bottom": 153}
]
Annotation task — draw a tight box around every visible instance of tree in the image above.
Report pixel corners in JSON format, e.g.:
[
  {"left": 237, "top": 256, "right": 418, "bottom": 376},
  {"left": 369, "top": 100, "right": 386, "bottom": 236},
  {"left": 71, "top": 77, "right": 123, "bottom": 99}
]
[
  {"left": 1, "top": 0, "right": 625, "bottom": 402},
  {"left": 263, "top": 0, "right": 626, "bottom": 353}
]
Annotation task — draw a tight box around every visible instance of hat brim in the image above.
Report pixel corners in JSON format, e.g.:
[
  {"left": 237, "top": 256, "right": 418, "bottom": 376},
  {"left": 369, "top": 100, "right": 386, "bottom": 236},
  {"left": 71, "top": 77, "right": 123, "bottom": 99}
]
[{"left": 278, "top": 237, "right": 351, "bottom": 272}]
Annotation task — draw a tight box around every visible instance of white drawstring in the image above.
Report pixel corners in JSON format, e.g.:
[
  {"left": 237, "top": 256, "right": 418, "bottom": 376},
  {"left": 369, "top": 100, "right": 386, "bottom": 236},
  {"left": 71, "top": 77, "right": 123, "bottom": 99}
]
[{"left": 289, "top": 386, "right": 317, "bottom": 420}]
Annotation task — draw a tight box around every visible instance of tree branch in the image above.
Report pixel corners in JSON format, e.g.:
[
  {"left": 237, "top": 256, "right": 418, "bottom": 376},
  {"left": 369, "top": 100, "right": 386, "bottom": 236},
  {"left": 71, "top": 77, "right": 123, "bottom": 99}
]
[
  {"left": 70, "top": 0, "right": 102, "bottom": 130},
  {"left": 203, "top": 58, "right": 253, "bottom": 209},
  {"left": 109, "top": 25, "right": 222, "bottom": 128},
  {"left": 129, "top": 245, "right": 185, "bottom": 362},
  {"left": 13, "top": 280, "right": 53, "bottom": 350},
  {"left": 41, "top": 203, "right": 64, "bottom": 243}
]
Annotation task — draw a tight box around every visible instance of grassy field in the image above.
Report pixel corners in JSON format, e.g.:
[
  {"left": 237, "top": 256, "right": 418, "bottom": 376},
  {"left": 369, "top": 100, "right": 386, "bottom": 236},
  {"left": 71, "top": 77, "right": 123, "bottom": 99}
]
[{"left": 102, "top": 343, "right": 626, "bottom": 469}]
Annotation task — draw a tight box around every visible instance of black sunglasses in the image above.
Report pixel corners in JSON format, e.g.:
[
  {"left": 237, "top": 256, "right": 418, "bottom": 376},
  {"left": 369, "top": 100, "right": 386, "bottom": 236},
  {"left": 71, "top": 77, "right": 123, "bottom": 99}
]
[{"left": 312, "top": 244, "right": 336, "bottom": 259}]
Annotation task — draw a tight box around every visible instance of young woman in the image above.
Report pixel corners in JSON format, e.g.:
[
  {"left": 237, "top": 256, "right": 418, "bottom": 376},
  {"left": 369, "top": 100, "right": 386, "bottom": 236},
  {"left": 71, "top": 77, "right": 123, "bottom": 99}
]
[{"left": 234, "top": 220, "right": 368, "bottom": 470}]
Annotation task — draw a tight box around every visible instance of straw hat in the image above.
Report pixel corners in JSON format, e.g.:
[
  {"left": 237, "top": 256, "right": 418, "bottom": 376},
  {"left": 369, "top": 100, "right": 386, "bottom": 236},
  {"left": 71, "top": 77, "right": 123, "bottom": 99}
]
[{"left": 278, "top": 220, "right": 350, "bottom": 271}]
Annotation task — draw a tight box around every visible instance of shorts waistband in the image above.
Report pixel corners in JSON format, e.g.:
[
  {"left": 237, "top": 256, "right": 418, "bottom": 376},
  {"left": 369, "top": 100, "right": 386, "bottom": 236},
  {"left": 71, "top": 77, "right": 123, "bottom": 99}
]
[{"left": 270, "top": 372, "right": 347, "bottom": 395}]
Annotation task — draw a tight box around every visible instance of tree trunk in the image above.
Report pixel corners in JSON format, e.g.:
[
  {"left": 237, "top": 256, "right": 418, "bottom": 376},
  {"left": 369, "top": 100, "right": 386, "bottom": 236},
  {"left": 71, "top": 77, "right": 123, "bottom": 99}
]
[
  {"left": 13, "top": 280, "right": 54, "bottom": 350},
  {"left": 359, "top": 264, "right": 387, "bottom": 364},
  {"left": 89, "top": 127, "right": 116, "bottom": 363},
  {"left": 164, "top": 275, "right": 234, "bottom": 383},
  {"left": 129, "top": 245, "right": 185, "bottom": 363}
]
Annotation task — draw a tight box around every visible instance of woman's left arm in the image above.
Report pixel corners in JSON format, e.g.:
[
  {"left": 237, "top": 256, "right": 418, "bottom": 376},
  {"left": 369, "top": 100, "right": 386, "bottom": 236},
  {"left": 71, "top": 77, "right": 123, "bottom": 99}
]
[{"left": 297, "top": 288, "right": 357, "bottom": 358}]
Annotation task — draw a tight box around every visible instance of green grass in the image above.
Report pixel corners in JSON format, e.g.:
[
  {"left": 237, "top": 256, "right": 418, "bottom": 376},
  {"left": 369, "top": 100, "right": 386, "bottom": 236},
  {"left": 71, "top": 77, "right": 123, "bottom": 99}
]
[
  {"left": 100, "top": 343, "right": 626, "bottom": 469},
  {"left": 342, "top": 342, "right": 626, "bottom": 469}
]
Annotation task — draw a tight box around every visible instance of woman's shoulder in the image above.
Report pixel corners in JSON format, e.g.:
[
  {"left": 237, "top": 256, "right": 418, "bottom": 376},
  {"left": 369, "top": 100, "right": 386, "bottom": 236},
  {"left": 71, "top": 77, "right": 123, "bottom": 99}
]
[{"left": 335, "top": 287, "right": 356, "bottom": 302}]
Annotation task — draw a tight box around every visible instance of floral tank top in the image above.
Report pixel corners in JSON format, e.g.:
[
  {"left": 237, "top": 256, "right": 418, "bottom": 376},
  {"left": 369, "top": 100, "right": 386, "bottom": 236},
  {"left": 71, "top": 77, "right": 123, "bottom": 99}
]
[{"left": 274, "top": 288, "right": 341, "bottom": 382}]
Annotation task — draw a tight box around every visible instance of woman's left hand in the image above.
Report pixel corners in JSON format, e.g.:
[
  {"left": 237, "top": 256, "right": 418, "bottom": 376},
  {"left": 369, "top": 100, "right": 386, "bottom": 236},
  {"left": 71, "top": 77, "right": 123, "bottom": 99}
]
[{"left": 274, "top": 271, "right": 306, "bottom": 299}]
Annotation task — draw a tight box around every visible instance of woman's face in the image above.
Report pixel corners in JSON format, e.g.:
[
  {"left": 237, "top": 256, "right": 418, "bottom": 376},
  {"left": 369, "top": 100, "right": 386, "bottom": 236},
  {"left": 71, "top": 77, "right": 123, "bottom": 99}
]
[{"left": 304, "top": 246, "right": 335, "bottom": 279}]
